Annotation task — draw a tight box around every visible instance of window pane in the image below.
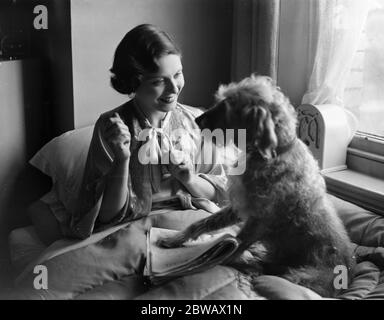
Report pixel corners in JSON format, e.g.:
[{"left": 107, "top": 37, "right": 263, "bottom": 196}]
[{"left": 344, "top": 2, "right": 384, "bottom": 137}]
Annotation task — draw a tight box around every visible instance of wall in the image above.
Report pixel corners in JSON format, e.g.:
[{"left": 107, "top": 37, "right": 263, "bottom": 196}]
[
  {"left": 70, "top": 0, "right": 234, "bottom": 128},
  {"left": 0, "top": 0, "right": 74, "bottom": 138}
]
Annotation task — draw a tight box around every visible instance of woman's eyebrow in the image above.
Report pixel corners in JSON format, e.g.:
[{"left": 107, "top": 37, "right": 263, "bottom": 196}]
[
  {"left": 146, "top": 75, "right": 163, "bottom": 80},
  {"left": 146, "top": 69, "right": 183, "bottom": 79}
]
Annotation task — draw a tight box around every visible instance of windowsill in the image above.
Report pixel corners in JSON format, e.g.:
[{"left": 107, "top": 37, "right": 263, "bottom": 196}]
[
  {"left": 296, "top": 104, "right": 384, "bottom": 215},
  {"left": 324, "top": 169, "right": 384, "bottom": 216}
]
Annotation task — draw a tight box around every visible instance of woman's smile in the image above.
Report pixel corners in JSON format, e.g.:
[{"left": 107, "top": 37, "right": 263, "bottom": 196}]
[
  {"left": 134, "top": 54, "right": 185, "bottom": 120},
  {"left": 159, "top": 95, "right": 177, "bottom": 104}
]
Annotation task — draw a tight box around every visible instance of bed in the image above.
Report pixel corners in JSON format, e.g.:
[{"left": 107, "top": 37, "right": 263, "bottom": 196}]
[{"left": 4, "top": 125, "right": 384, "bottom": 300}]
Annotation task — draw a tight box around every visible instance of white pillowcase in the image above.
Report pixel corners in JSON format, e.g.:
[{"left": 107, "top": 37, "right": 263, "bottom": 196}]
[{"left": 29, "top": 125, "right": 94, "bottom": 212}]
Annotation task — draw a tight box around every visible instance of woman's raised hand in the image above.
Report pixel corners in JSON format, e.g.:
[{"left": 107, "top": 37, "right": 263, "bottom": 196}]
[
  {"left": 167, "top": 149, "right": 194, "bottom": 183},
  {"left": 102, "top": 113, "right": 131, "bottom": 162}
]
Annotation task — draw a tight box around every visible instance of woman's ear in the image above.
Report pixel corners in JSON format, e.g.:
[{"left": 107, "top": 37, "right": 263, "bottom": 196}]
[{"left": 246, "top": 106, "right": 278, "bottom": 160}]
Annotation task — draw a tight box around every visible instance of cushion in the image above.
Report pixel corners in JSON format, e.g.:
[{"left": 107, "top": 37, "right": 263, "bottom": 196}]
[
  {"left": 337, "top": 261, "right": 384, "bottom": 300},
  {"left": 29, "top": 125, "right": 94, "bottom": 211},
  {"left": 8, "top": 226, "right": 46, "bottom": 275},
  {"left": 329, "top": 194, "right": 384, "bottom": 247}
]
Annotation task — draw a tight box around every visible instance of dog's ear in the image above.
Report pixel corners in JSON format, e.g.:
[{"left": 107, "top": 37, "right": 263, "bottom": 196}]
[
  {"left": 221, "top": 99, "right": 233, "bottom": 124},
  {"left": 245, "top": 106, "right": 278, "bottom": 160}
]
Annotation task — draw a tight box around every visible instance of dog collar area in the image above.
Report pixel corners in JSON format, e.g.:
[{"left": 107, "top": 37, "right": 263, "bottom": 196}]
[
  {"left": 274, "top": 137, "right": 298, "bottom": 157},
  {"left": 245, "top": 137, "right": 298, "bottom": 161}
]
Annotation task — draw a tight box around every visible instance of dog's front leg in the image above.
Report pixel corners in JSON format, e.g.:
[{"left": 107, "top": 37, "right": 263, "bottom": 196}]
[
  {"left": 225, "top": 218, "right": 265, "bottom": 272},
  {"left": 157, "top": 206, "right": 238, "bottom": 248}
]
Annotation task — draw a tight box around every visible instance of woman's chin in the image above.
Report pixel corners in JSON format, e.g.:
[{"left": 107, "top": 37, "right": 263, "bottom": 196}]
[{"left": 157, "top": 101, "right": 178, "bottom": 112}]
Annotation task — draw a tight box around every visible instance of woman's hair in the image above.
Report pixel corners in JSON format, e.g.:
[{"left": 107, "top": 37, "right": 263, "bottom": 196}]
[{"left": 110, "top": 24, "right": 181, "bottom": 95}]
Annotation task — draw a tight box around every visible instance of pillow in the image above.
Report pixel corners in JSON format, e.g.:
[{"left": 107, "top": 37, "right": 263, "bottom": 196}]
[
  {"left": 328, "top": 194, "right": 384, "bottom": 247},
  {"left": 29, "top": 125, "right": 94, "bottom": 211}
]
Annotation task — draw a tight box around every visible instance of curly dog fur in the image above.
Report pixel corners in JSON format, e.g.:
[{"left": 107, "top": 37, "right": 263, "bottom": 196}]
[{"left": 158, "top": 75, "right": 355, "bottom": 297}]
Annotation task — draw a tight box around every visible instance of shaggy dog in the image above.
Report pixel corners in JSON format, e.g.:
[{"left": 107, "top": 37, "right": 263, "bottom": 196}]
[{"left": 158, "top": 75, "right": 355, "bottom": 297}]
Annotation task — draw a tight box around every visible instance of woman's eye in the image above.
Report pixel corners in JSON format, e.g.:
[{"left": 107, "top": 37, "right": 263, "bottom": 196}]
[{"left": 151, "top": 79, "right": 165, "bottom": 86}]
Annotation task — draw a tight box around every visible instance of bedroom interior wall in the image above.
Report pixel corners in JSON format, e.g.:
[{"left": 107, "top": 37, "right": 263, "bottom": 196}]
[{"left": 70, "top": 0, "right": 234, "bottom": 128}]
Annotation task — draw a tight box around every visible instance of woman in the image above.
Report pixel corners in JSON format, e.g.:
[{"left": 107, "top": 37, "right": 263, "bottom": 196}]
[
  {"left": 64, "top": 24, "right": 228, "bottom": 239},
  {"left": 28, "top": 24, "right": 227, "bottom": 245}
]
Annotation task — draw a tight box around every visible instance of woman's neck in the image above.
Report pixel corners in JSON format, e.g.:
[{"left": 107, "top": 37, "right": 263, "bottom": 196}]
[
  {"left": 133, "top": 99, "right": 167, "bottom": 128},
  {"left": 148, "top": 110, "right": 168, "bottom": 128}
]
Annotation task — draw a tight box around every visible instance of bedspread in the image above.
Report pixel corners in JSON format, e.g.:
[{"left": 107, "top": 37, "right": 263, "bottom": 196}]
[{"left": 5, "top": 195, "right": 384, "bottom": 300}]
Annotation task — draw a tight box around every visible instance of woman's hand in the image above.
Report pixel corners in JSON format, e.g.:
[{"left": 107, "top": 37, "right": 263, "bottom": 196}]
[
  {"left": 102, "top": 113, "right": 131, "bottom": 162},
  {"left": 167, "top": 149, "right": 216, "bottom": 201},
  {"left": 167, "top": 150, "right": 194, "bottom": 183},
  {"left": 98, "top": 113, "right": 130, "bottom": 224}
]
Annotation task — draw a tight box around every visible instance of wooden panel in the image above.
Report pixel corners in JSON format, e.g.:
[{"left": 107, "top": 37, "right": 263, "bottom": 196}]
[{"left": 0, "top": 59, "right": 49, "bottom": 266}]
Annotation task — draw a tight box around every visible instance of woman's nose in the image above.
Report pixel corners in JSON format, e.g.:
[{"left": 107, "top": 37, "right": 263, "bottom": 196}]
[{"left": 166, "top": 79, "right": 178, "bottom": 93}]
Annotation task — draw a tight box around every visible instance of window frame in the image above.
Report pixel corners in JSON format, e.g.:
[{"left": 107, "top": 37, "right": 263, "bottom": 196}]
[
  {"left": 277, "top": 0, "right": 384, "bottom": 214},
  {"left": 343, "top": 4, "right": 384, "bottom": 158},
  {"left": 347, "top": 133, "right": 384, "bottom": 179}
]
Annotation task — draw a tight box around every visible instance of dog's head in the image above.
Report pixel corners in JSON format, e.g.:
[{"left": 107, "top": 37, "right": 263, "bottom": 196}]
[{"left": 196, "top": 75, "right": 297, "bottom": 160}]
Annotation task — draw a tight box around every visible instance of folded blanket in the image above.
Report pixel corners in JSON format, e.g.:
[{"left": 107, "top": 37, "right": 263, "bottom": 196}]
[{"left": 14, "top": 209, "right": 213, "bottom": 299}]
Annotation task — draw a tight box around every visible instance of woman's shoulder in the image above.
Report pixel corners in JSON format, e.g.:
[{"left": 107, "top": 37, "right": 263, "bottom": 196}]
[{"left": 97, "top": 101, "right": 132, "bottom": 124}]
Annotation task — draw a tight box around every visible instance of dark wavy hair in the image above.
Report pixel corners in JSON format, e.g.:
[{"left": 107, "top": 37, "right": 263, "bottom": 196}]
[{"left": 110, "top": 24, "right": 181, "bottom": 95}]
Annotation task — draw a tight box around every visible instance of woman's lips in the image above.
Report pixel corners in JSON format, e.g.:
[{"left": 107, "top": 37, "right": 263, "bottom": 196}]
[{"left": 159, "top": 96, "right": 177, "bottom": 104}]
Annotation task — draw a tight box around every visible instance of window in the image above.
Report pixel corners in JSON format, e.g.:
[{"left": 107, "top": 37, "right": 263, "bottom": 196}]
[{"left": 344, "top": 1, "right": 384, "bottom": 138}]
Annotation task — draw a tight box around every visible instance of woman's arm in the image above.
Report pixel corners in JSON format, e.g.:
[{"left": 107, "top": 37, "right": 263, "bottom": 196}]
[
  {"left": 97, "top": 113, "right": 131, "bottom": 224},
  {"left": 97, "top": 159, "right": 129, "bottom": 223},
  {"left": 28, "top": 200, "right": 63, "bottom": 245},
  {"left": 179, "top": 174, "right": 216, "bottom": 200}
]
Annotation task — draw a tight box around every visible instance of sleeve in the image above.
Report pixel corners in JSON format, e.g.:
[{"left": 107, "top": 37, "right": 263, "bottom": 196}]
[
  {"left": 176, "top": 104, "right": 230, "bottom": 211},
  {"left": 68, "top": 115, "right": 129, "bottom": 239},
  {"left": 39, "top": 186, "right": 71, "bottom": 236},
  {"left": 195, "top": 138, "right": 230, "bottom": 208}
]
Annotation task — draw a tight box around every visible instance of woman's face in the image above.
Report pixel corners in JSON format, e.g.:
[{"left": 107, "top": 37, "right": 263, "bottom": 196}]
[{"left": 134, "top": 54, "right": 185, "bottom": 114}]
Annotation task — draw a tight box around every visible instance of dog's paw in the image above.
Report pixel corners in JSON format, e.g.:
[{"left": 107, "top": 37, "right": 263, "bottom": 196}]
[
  {"left": 224, "top": 243, "right": 266, "bottom": 274},
  {"left": 368, "top": 247, "right": 384, "bottom": 269},
  {"left": 156, "top": 235, "right": 186, "bottom": 248}
]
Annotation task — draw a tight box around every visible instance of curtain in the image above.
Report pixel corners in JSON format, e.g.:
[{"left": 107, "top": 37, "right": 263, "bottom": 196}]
[
  {"left": 302, "top": 0, "right": 373, "bottom": 105},
  {"left": 231, "top": 0, "right": 280, "bottom": 81}
]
